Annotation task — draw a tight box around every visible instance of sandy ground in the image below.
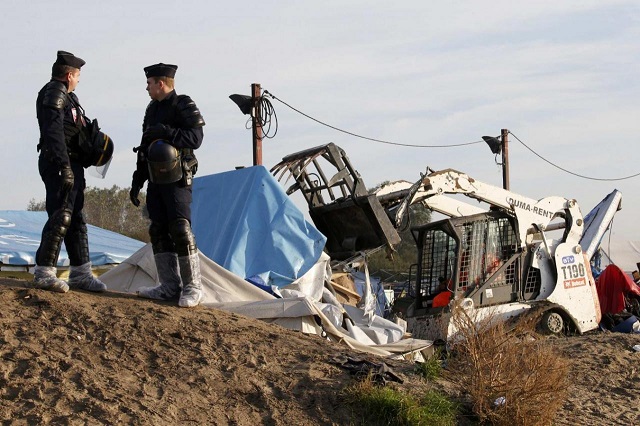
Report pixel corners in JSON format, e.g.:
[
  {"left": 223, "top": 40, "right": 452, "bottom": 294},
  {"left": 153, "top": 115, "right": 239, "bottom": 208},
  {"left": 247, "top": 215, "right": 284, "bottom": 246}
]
[{"left": 0, "top": 277, "right": 638, "bottom": 425}]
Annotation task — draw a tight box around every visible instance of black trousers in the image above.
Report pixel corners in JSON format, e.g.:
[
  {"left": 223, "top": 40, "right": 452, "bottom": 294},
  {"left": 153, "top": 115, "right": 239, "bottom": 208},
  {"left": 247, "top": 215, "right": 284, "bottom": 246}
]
[
  {"left": 146, "top": 181, "right": 194, "bottom": 256},
  {"left": 35, "top": 157, "right": 88, "bottom": 266},
  {"left": 146, "top": 181, "right": 192, "bottom": 224}
]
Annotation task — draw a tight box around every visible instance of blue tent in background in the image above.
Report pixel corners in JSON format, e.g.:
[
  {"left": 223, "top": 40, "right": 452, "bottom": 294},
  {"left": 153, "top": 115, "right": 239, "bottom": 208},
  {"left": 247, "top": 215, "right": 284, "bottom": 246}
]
[
  {"left": 191, "top": 166, "right": 326, "bottom": 289},
  {"left": 0, "top": 210, "right": 145, "bottom": 268}
]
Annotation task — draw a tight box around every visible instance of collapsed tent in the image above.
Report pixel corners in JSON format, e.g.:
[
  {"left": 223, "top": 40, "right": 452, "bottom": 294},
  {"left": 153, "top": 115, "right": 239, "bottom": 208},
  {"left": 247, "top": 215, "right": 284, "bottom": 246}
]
[
  {"left": 101, "top": 244, "right": 429, "bottom": 358},
  {"left": 102, "top": 167, "right": 432, "bottom": 358},
  {"left": 0, "top": 210, "right": 144, "bottom": 270}
]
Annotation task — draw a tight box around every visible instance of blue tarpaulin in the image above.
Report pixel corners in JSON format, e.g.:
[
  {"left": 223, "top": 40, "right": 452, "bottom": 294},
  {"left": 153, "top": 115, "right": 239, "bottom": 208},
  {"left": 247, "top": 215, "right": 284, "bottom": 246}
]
[
  {"left": 191, "top": 166, "right": 327, "bottom": 288},
  {"left": 0, "top": 210, "right": 145, "bottom": 267}
]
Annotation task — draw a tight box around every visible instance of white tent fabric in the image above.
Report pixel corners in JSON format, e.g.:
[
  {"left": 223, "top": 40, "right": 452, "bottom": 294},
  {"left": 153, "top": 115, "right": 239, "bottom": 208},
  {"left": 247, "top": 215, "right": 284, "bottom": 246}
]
[
  {"left": 101, "top": 244, "right": 433, "bottom": 358},
  {"left": 101, "top": 244, "right": 272, "bottom": 304}
]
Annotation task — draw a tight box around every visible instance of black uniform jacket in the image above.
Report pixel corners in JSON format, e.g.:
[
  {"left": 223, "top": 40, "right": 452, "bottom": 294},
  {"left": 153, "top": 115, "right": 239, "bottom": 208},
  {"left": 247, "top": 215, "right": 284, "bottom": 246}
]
[
  {"left": 143, "top": 90, "right": 203, "bottom": 150},
  {"left": 36, "top": 81, "right": 86, "bottom": 167}
]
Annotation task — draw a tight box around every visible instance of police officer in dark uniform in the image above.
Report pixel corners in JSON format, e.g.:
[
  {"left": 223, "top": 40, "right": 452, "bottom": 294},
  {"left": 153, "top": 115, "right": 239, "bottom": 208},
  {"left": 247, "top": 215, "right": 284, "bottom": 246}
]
[
  {"left": 34, "top": 50, "right": 114, "bottom": 293},
  {"left": 130, "top": 63, "right": 205, "bottom": 308}
]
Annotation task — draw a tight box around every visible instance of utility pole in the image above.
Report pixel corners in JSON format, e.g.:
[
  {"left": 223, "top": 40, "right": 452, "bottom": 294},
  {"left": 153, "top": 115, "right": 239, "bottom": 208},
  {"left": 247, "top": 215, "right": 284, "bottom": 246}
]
[
  {"left": 252, "top": 83, "right": 263, "bottom": 166},
  {"left": 501, "top": 128, "right": 509, "bottom": 190}
]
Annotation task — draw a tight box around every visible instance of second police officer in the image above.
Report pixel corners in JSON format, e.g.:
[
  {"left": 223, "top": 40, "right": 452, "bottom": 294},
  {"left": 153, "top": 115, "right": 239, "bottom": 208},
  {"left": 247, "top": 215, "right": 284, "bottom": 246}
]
[
  {"left": 34, "top": 50, "right": 114, "bottom": 293},
  {"left": 130, "top": 63, "right": 206, "bottom": 308}
]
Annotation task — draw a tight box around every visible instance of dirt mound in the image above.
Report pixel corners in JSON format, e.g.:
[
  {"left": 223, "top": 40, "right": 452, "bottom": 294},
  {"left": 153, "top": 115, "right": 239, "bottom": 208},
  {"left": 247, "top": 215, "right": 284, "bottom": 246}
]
[
  {"left": 0, "top": 277, "right": 638, "bottom": 425},
  {"left": 548, "top": 331, "right": 639, "bottom": 425},
  {"left": 0, "top": 279, "right": 431, "bottom": 425}
]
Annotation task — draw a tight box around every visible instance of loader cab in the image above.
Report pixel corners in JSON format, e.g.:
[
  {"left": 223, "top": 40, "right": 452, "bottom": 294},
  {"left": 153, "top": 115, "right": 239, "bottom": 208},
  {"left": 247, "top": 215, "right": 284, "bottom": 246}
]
[{"left": 410, "top": 211, "right": 542, "bottom": 316}]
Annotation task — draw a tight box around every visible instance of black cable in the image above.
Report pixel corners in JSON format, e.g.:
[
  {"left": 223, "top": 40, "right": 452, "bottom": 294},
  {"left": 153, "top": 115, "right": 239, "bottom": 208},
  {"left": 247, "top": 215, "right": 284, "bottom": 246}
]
[
  {"left": 510, "top": 131, "right": 640, "bottom": 181},
  {"left": 257, "top": 96, "right": 278, "bottom": 139},
  {"left": 242, "top": 94, "right": 279, "bottom": 140},
  {"left": 264, "top": 90, "right": 484, "bottom": 148}
]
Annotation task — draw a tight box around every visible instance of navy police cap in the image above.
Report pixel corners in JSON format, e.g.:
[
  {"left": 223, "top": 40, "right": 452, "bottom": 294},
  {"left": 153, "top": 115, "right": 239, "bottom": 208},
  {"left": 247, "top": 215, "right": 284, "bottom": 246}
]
[
  {"left": 144, "top": 63, "right": 178, "bottom": 78},
  {"left": 55, "top": 50, "right": 85, "bottom": 69}
]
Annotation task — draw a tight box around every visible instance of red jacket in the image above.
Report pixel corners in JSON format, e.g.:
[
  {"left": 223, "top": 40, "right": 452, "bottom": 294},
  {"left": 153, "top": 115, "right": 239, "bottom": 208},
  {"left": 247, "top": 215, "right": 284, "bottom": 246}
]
[{"left": 432, "top": 291, "right": 452, "bottom": 308}]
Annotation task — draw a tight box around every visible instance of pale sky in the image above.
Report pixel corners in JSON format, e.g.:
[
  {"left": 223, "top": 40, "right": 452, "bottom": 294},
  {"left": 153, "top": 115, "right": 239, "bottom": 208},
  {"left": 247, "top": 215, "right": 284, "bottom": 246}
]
[{"left": 2, "top": 1, "right": 639, "bottom": 252}]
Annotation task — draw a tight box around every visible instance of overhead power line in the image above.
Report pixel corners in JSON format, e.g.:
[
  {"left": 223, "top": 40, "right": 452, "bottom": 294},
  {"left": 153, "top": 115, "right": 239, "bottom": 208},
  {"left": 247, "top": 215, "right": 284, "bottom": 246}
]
[
  {"left": 510, "top": 132, "right": 640, "bottom": 182},
  {"left": 263, "top": 89, "right": 640, "bottom": 182},
  {"left": 264, "top": 90, "right": 483, "bottom": 148}
]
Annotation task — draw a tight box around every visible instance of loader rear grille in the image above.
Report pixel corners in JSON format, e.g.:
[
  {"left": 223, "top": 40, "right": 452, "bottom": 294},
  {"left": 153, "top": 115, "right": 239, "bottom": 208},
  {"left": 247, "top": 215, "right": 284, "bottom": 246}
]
[
  {"left": 417, "top": 229, "right": 456, "bottom": 297},
  {"left": 524, "top": 267, "right": 541, "bottom": 297}
]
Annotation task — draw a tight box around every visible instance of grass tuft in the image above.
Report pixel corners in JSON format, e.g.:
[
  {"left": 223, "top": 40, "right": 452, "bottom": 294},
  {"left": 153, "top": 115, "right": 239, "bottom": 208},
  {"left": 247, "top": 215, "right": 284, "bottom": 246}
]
[
  {"left": 344, "top": 374, "right": 457, "bottom": 426},
  {"left": 414, "top": 348, "right": 444, "bottom": 382}
]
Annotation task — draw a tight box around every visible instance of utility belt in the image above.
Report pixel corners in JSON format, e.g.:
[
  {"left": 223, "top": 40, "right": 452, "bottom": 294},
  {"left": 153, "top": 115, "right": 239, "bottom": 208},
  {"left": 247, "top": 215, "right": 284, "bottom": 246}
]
[
  {"left": 37, "top": 119, "right": 89, "bottom": 164},
  {"left": 36, "top": 135, "right": 83, "bottom": 165}
]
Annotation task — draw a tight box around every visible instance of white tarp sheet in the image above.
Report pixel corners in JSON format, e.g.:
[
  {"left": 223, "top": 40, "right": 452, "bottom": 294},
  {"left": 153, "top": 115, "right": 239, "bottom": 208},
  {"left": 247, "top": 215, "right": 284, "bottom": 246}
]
[{"left": 101, "top": 244, "right": 432, "bottom": 358}]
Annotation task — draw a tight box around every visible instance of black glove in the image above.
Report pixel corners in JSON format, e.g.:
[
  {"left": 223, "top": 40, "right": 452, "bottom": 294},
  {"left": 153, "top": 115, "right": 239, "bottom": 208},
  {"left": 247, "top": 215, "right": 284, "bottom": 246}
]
[
  {"left": 60, "top": 165, "right": 74, "bottom": 194},
  {"left": 129, "top": 187, "right": 141, "bottom": 207},
  {"left": 142, "top": 123, "right": 172, "bottom": 145},
  {"left": 130, "top": 171, "right": 145, "bottom": 207}
]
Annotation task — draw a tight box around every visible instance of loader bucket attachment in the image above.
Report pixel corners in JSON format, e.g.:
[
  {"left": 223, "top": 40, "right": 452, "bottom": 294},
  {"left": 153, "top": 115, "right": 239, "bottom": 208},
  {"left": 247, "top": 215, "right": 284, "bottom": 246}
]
[{"left": 271, "top": 143, "right": 401, "bottom": 260}]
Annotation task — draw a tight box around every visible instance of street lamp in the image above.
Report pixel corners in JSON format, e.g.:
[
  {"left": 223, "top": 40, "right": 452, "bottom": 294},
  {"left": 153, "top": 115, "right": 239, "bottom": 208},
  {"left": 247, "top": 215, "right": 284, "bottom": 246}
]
[
  {"left": 482, "top": 129, "right": 510, "bottom": 190},
  {"left": 229, "top": 94, "right": 253, "bottom": 116},
  {"left": 229, "top": 83, "right": 263, "bottom": 166},
  {"left": 482, "top": 135, "right": 502, "bottom": 155}
]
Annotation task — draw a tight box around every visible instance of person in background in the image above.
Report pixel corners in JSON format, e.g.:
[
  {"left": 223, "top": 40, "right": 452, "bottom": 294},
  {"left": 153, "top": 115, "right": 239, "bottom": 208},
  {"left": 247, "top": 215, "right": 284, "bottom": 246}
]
[
  {"left": 130, "top": 63, "right": 205, "bottom": 308},
  {"left": 33, "top": 50, "right": 113, "bottom": 293},
  {"left": 432, "top": 276, "right": 452, "bottom": 308}
]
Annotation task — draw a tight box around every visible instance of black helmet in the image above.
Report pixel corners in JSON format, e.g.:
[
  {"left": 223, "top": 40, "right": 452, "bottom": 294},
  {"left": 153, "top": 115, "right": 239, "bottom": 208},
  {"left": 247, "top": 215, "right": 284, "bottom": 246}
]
[
  {"left": 90, "top": 131, "right": 114, "bottom": 167},
  {"left": 147, "top": 140, "right": 182, "bottom": 184},
  {"left": 79, "top": 119, "right": 115, "bottom": 168}
]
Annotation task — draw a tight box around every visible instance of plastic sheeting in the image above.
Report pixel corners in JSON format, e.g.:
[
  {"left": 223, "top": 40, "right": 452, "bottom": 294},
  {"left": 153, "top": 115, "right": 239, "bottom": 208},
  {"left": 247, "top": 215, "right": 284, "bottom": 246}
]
[
  {"left": 100, "top": 243, "right": 274, "bottom": 304},
  {"left": 351, "top": 270, "right": 389, "bottom": 317},
  {"left": 191, "top": 166, "right": 326, "bottom": 289},
  {"left": 0, "top": 210, "right": 144, "bottom": 267}
]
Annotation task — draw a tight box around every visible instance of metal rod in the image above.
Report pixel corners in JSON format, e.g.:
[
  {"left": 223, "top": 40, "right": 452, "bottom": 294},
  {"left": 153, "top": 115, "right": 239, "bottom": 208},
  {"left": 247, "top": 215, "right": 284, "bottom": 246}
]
[
  {"left": 252, "top": 83, "right": 263, "bottom": 166},
  {"left": 501, "top": 128, "right": 510, "bottom": 190}
]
